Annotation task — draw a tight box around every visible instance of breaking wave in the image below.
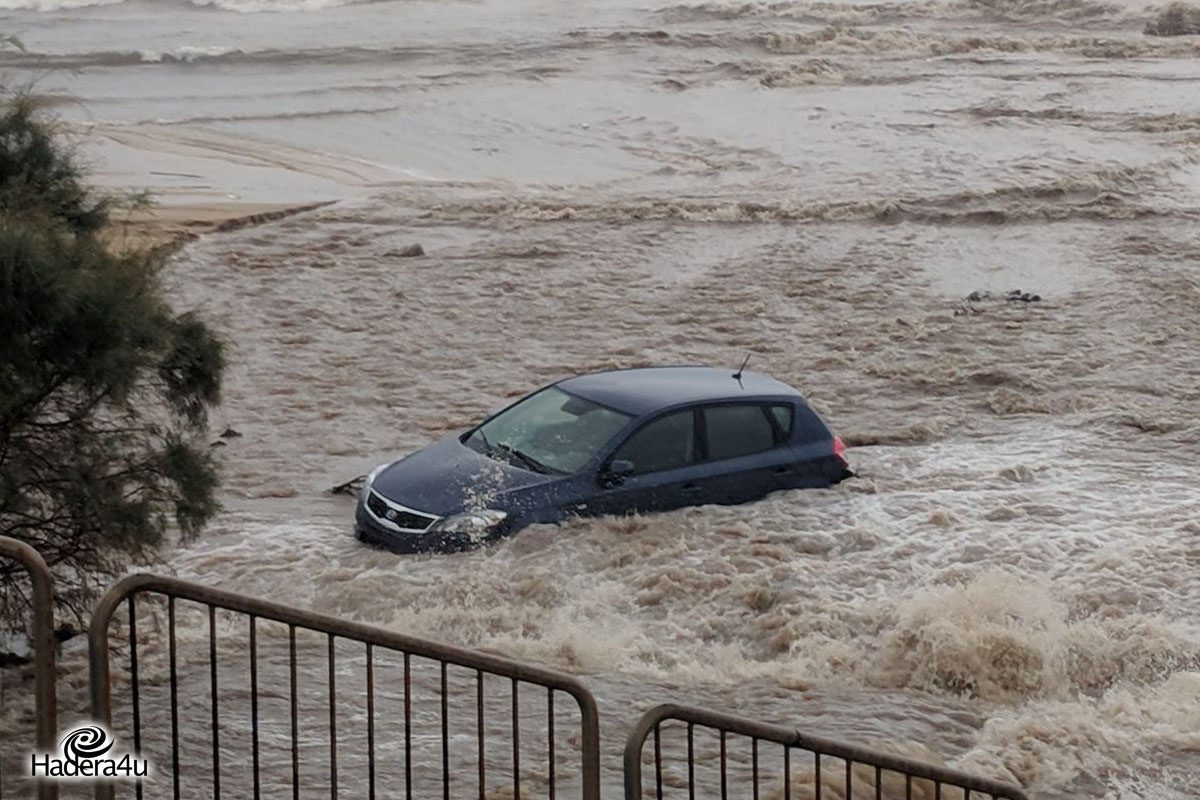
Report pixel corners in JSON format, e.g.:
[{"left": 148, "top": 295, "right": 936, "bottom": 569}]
[
  {"left": 0, "top": 0, "right": 393, "bottom": 11},
  {"left": 957, "top": 102, "right": 1200, "bottom": 135},
  {"left": 1144, "top": 0, "right": 1200, "bottom": 34},
  {"left": 661, "top": 0, "right": 1125, "bottom": 24},
  {"left": 604, "top": 25, "right": 1200, "bottom": 59},
  {"left": 419, "top": 167, "right": 1191, "bottom": 227},
  {"left": 873, "top": 573, "right": 1200, "bottom": 702},
  {"left": 0, "top": 44, "right": 435, "bottom": 70}
]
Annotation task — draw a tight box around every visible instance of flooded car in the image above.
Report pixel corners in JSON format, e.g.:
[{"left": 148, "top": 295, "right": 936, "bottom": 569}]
[{"left": 355, "top": 366, "right": 851, "bottom": 553}]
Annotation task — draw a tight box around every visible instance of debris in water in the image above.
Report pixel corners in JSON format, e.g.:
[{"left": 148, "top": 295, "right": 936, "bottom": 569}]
[
  {"left": 220, "top": 427, "right": 243, "bottom": 438},
  {"left": 956, "top": 290, "right": 987, "bottom": 315},
  {"left": 957, "top": 288, "right": 1041, "bottom": 315},
  {"left": 1145, "top": 2, "right": 1200, "bottom": 35},
  {"left": 386, "top": 244, "right": 425, "bottom": 258},
  {"left": 330, "top": 475, "right": 366, "bottom": 496}
]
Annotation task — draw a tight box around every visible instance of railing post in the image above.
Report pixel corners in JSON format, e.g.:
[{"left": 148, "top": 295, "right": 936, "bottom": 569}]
[
  {"left": 88, "top": 574, "right": 133, "bottom": 800},
  {"left": 88, "top": 572, "right": 603, "bottom": 800},
  {"left": 624, "top": 703, "right": 1031, "bottom": 800},
  {"left": 579, "top": 688, "right": 601, "bottom": 800},
  {"left": 0, "top": 536, "right": 59, "bottom": 800}
]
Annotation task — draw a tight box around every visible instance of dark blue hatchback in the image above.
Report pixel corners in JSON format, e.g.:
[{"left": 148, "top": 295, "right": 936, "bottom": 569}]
[{"left": 355, "top": 366, "right": 851, "bottom": 553}]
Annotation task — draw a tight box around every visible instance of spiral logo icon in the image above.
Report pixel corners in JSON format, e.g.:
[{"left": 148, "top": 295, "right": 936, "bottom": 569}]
[
  {"left": 59, "top": 726, "right": 113, "bottom": 763},
  {"left": 32, "top": 723, "right": 148, "bottom": 781}
]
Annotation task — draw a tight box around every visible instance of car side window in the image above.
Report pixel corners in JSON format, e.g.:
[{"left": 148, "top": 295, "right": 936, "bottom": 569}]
[
  {"left": 611, "top": 410, "right": 696, "bottom": 475},
  {"left": 769, "top": 404, "right": 794, "bottom": 439},
  {"left": 703, "top": 405, "right": 778, "bottom": 461}
]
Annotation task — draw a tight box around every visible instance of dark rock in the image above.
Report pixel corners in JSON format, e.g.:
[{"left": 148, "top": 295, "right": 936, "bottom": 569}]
[
  {"left": 1030, "top": 294, "right": 1042, "bottom": 301},
  {"left": 220, "top": 427, "right": 243, "bottom": 439},
  {"left": 386, "top": 244, "right": 425, "bottom": 258},
  {"left": 966, "top": 291, "right": 984, "bottom": 302},
  {"left": 210, "top": 440, "right": 227, "bottom": 448}
]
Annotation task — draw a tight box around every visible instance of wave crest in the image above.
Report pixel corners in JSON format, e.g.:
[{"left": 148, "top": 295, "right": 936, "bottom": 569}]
[
  {"left": 661, "top": 0, "right": 1124, "bottom": 24},
  {"left": 1145, "top": 1, "right": 1200, "bottom": 35},
  {"left": 875, "top": 573, "right": 1200, "bottom": 702},
  {"left": 421, "top": 166, "right": 1182, "bottom": 227},
  {"left": 0, "top": 0, "right": 383, "bottom": 11}
]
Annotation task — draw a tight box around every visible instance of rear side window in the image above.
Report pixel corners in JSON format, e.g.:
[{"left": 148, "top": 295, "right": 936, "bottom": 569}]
[
  {"left": 612, "top": 410, "right": 696, "bottom": 475},
  {"left": 703, "top": 405, "right": 777, "bottom": 461},
  {"left": 769, "top": 404, "right": 794, "bottom": 438}
]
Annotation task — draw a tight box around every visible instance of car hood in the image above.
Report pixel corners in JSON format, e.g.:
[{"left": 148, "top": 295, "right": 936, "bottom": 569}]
[{"left": 370, "top": 435, "right": 557, "bottom": 517}]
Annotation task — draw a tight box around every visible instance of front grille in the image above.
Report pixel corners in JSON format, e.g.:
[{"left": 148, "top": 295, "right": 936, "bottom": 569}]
[{"left": 366, "top": 491, "right": 436, "bottom": 531}]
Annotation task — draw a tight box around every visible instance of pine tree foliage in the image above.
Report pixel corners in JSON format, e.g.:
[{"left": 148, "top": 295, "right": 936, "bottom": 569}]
[{"left": 0, "top": 98, "right": 224, "bottom": 624}]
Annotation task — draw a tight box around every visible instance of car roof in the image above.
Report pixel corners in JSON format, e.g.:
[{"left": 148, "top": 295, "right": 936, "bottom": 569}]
[{"left": 556, "top": 366, "right": 802, "bottom": 416}]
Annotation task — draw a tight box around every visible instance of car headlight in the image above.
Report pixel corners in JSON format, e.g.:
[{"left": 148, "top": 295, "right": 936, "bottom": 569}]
[
  {"left": 362, "top": 463, "right": 388, "bottom": 494},
  {"left": 429, "top": 509, "right": 508, "bottom": 535}
]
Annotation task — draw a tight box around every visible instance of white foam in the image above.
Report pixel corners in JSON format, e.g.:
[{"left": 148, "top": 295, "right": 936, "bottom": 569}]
[
  {"left": 0, "top": 0, "right": 376, "bottom": 11},
  {"left": 186, "top": 0, "right": 377, "bottom": 11},
  {"left": 138, "top": 45, "right": 239, "bottom": 62},
  {"left": 0, "top": 0, "right": 124, "bottom": 10}
]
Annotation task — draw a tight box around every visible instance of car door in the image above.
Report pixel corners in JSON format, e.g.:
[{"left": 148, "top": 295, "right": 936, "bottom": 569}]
[
  {"left": 584, "top": 408, "right": 707, "bottom": 516},
  {"left": 694, "top": 403, "right": 799, "bottom": 504}
]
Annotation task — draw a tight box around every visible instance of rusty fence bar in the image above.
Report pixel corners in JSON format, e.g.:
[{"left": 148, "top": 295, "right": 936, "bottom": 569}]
[
  {"left": 624, "top": 704, "right": 1029, "bottom": 800},
  {"left": 88, "top": 573, "right": 601, "bottom": 800},
  {"left": 0, "top": 536, "right": 58, "bottom": 800}
]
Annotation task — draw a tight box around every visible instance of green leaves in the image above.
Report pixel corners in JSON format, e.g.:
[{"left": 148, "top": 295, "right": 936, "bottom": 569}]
[
  {"left": 0, "top": 95, "right": 226, "bottom": 625},
  {"left": 0, "top": 98, "right": 109, "bottom": 235},
  {"left": 159, "top": 312, "right": 225, "bottom": 428}
]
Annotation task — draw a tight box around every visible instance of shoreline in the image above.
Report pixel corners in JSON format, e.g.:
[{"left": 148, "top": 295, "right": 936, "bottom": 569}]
[{"left": 103, "top": 200, "right": 336, "bottom": 254}]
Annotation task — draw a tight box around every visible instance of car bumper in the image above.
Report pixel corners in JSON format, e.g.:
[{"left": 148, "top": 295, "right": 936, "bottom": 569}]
[{"left": 354, "top": 505, "right": 473, "bottom": 554}]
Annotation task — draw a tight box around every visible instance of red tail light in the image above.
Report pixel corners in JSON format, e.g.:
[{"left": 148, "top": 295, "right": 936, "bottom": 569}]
[{"left": 833, "top": 435, "right": 847, "bottom": 465}]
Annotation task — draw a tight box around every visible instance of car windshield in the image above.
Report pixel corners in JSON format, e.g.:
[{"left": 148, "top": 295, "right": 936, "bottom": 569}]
[{"left": 468, "top": 387, "right": 631, "bottom": 474}]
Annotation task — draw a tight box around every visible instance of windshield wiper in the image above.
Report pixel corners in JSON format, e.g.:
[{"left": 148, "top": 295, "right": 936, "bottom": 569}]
[
  {"left": 494, "top": 442, "right": 553, "bottom": 475},
  {"left": 474, "top": 428, "right": 496, "bottom": 455}
]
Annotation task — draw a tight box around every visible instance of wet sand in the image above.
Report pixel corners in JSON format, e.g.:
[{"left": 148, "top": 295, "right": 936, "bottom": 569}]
[{"left": 103, "top": 201, "right": 334, "bottom": 252}]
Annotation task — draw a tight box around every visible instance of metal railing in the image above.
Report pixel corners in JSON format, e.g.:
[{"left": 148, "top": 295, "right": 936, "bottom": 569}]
[
  {"left": 89, "top": 574, "right": 601, "bottom": 800},
  {"left": 624, "top": 704, "right": 1029, "bottom": 800},
  {"left": 0, "top": 537, "right": 58, "bottom": 800},
  {"left": 0, "top": 534, "right": 1036, "bottom": 800}
]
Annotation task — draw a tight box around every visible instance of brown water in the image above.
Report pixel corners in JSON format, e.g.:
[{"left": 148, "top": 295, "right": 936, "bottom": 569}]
[{"left": 2, "top": 0, "right": 1200, "bottom": 796}]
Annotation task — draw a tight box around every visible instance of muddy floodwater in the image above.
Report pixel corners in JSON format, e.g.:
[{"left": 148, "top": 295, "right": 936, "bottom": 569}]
[{"left": 2, "top": 0, "right": 1200, "bottom": 797}]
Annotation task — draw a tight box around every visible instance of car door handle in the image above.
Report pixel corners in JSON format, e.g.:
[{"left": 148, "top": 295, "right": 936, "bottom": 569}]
[
  {"left": 773, "top": 466, "right": 793, "bottom": 475},
  {"left": 681, "top": 483, "right": 702, "bottom": 495}
]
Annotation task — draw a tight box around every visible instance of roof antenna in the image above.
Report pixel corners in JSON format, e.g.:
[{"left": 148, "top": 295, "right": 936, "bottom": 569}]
[{"left": 732, "top": 352, "right": 752, "bottom": 386}]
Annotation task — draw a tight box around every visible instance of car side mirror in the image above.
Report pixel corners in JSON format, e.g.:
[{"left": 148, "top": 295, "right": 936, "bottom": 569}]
[{"left": 601, "top": 459, "right": 635, "bottom": 487}]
